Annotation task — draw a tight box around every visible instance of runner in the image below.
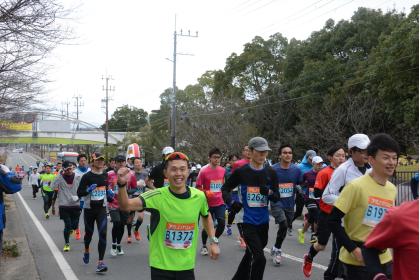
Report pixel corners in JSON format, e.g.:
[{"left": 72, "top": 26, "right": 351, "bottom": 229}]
[
  {"left": 301, "top": 146, "right": 346, "bottom": 278},
  {"left": 293, "top": 150, "right": 317, "bottom": 229},
  {"left": 39, "top": 163, "right": 56, "bottom": 219},
  {"left": 108, "top": 155, "right": 136, "bottom": 255},
  {"left": 270, "top": 144, "right": 302, "bottom": 265},
  {"left": 298, "top": 156, "right": 324, "bottom": 245},
  {"left": 147, "top": 146, "right": 174, "bottom": 189},
  {"left": 51, "top": 161, "right": 81, "bottom": 252},
  {"left": 51, "top": 162, "right": 63, "bottom": 216},
  {"left": 196, "top": 148, "right": 226, "bottom": 256},
  {"left": 29, "top": 167, "right": 40, "bottom": 199},
  {"left": 328, "top": 133, "right": 399, "bottom": 279},
  {"left": 316, "top": 133, "right": 371, "bottom": 279},
  {"left": 73, "top": 153, "right": 90, "bottom": 241},
  {"left": 226, "top": 145, "right": 250, "bottom": 246},
  {"left": 222, "top": 137, "right": 280, "bottom": 280},
  {"left": 77, "top": 152, "right": 113, "bottom": 273},
  {"left": 118, "top": 151, "right": 219, "bottom": 280},
  {"left": 127, "top": 156, "right": 149, "bottom": 242}
]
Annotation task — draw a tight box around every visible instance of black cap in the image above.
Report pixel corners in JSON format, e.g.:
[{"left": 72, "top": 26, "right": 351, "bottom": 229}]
[
  {"left": 114, "top": 155, "right": 126, "bottom": 162},
  {"left": 62, "top": 161, "right": 73, "bottom": 169}
]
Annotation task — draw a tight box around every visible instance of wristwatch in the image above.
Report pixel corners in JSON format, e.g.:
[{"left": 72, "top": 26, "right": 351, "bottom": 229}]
[{"left": 209, "top": 236, "right": 219, "bottom": 245}]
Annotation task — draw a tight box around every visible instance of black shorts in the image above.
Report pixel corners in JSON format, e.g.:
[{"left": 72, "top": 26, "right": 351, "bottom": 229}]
[
  {"left": 109, "top": 209, "right": 129, "bottom": 224},
  {"left": 151, "top": 267, "right": 195, "bottom": 280},
  {"left": 59, "top": 206, "right": 81, "bottom": 221},
  {"left": 316, "top": 211, "right": 332, "bottom": 245}
]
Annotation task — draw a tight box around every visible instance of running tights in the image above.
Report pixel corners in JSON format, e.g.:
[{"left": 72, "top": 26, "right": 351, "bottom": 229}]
[
  {"left": 84, "top": 207, "right": 107, "bottom": 261},
  {"left": 274, "top": 221, "right": 288, "bottom": 249}
]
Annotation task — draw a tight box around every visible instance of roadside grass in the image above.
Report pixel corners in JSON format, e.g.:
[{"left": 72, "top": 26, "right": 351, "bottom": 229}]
[{"left": 2, "top": 240, "right": 19, "bottom": 257}]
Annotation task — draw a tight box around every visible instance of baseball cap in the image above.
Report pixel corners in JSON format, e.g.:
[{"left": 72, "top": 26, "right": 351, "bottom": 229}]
[
  {"left": 196, "top": 164, "right": 202, "bottom": 169},
  {"left": 162, "top": 146, "right": 174, "bottom": 155},
  {"left": 312, "top": 156, "right": 324, "bottom": 164},
  {"left": 348, "top": 134, "right": 370, "bottom": 150},
  {"left": 91, "top": 152, "right": 105, "bottom": 161},
  {"left": 305, "top": 150, "right": 317, "bottom": 159},
  {"left": 114, "top": 155, "right": 126, "bottom": 162},
  {"left": 248, "top": 137, "right": 271, "bottom": 152},
  {"left": 62, "top": 161, "right": 73, "bottom": 169}
]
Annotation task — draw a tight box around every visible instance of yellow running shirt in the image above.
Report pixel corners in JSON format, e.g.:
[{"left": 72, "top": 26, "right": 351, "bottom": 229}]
[{"left": 334, "top": 174, "right": 396, "bottom": 266}]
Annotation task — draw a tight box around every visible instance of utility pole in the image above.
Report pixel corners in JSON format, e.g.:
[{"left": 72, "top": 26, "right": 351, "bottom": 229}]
[
  {"left": 170, "top": 18, "right": 198, "bottom": 148},
  {"left": 102, "top": 75, "right": 114, "bottom": 151},
  {"left": 73, "top": 95, "right": 83, "bottom": 130}
]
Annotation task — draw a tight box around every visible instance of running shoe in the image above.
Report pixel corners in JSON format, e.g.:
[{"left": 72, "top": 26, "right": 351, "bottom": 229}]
[
  {"left": 96, "top": 261, "right": 108, "bottom": 273},
  {"left": 75, "top": 229, "right": 81, "bottom": 240},
  {"left": 239, "top": 236, "right": 247, "bottom": 249},
  {"left": 134, "top": 230, "right": 141, "bottom": 241},
  {"left": 63, "top": 244, "right": 70, "bottom": 252},
  {"left": 117, "top": 246, "right": 124, "bottom": 255},
  {"left": 373, "top": 273, "right": 389, "bottom": 280},
  {"left": 200, "top": 246, "right": 209, "bottom": 256},
  {"left": 271, "top": 247, "right": 282, "bottom": 266},
  {"left": 45, "top": 213, "right": 49, "bottom": 219},
  {"left": 302, "top": 254, "right": 313, "bottom": 277},
  {"left": 226, "top": 226, "right": 232, "bottom": 236},
  {"left": 83, "top": 252, "right": 89, "bottom": 264},
  {"left": 127, "top": 236, "right": 132, "bottom": 244},
  {"left": 298, "top": 228, "right": 305, "bottom": 244},
  {"left": 310, "top": 233, "right": 317, "bottom": 244},
  {"left": 110, "top": 248, "right": 117, "bottom": 257}
]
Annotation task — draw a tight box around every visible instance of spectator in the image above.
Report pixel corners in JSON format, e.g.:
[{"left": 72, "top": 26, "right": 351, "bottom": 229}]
[{"left": 410, "top": 172, "right": 418, "bottom": 199}]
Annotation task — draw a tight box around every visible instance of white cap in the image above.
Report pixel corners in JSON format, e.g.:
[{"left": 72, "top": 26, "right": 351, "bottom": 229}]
[
  {"left": 162, "top": 146, "right": 174, "bottom": 155},
  {"left": 312, "top": 156, "right": 324, "bottom": 164},
  {"left": 348, "top": 134, "right": 370, "bottom": 150},
  {"left": 191, "top": 166, "right": 197, "bottom": 172},
  {"left": 196, "top": 164, "right": 202, "bottom": 169}
]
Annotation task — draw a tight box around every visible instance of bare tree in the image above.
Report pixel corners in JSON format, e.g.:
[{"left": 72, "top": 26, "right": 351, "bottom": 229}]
[{"left": 0, "top": 0, "right": 72, "bottom": 115}]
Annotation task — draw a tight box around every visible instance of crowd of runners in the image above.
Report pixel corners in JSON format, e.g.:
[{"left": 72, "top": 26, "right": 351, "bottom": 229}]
[{"left": 5, "top": 132, "right": 419, "bottom": 280}]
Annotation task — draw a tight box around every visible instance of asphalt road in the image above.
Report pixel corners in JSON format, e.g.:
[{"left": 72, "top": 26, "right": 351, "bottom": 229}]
[{"left": 7, "top": 151, "right": 332, "bottom": 280}]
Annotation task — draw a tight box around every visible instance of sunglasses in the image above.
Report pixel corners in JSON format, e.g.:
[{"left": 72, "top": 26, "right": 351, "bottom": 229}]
[{"left": 165, "top": 152, "right": 189, "bottom": 161}]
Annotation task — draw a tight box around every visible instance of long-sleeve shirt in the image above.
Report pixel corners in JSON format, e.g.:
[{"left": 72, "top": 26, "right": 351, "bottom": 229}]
[{"left": 322, "top": 158, "right": 370, "bottom": 205}]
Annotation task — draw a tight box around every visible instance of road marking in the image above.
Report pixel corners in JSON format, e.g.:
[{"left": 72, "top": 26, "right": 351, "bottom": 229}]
[
  {"left": 263, "top": 247, "right": 328, "bottom": 270},
  {"left": 16, "top": 192, "right": 79, "bottom": 280}
]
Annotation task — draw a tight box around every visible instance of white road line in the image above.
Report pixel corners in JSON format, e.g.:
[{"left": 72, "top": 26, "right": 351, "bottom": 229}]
[
  {"left": 262, "top": 248, "right": 328, "bottom": 270},
  {"left": 16, "top": 192, "right": 79, "bottom": 280}
]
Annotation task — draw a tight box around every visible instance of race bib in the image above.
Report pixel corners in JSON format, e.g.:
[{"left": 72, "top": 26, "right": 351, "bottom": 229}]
[
  {"left": 163, "top": 178, "right": 170, "bottom": 187},
  {"left": 246, "top": 186, "right": 267, "bottom": 207},
  {"left": 210, "top": 180, "right": 223, "bottom": 193},
  {"left": 363, "top": 196, "right": 393, "bottom": 227},
  {"left": 91, "top": 186, "right": 106, "bottom": 201},
  {"left": 164, "top": 222, "right": 195, "bottom": 249},
  {"left": 279, "top": 183, "right": 294, "bottom": 198}
]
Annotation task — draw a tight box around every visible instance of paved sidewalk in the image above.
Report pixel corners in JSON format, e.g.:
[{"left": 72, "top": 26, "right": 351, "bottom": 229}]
[{"left": 0, "top": 194, "right": 40, "bottom": 280}]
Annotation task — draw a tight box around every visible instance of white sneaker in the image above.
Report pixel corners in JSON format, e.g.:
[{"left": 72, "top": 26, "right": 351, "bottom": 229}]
[
  {"left": 110, "top": 248, "right": 117, "bottom": 257},
  {"left": 117, "top": 246, "right": 124, "bottom": 255},
  {"left": 200, "top": 246, "right": 208, "bottom": 256},
  {"left": 271, "top": 247, "right": 282, "bottom": 266}
]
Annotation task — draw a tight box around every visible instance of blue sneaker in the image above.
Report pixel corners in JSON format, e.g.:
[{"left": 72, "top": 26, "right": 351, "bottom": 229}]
[
  {"left": 226, "top": 226, "right": 232, "bottom": 236},
  {"left": 83, "top": 252, "right": 89, "bottom": 264},
  {"left": 96, "top": 261, "right": 108, "bottom": 273}
]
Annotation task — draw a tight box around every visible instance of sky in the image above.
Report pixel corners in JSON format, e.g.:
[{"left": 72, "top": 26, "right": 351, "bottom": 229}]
[{"left": 45, "top": 0, "right": 418, "bottom": 127}]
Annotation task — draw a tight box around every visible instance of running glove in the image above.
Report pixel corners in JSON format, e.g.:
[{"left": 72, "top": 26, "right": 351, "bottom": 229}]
[
  {"left": 87, "top": 184, "right": 97, "bottom": 193},
  {"left": 259, "top": 186, "right": 269, "bottom": 196},
  {"left": 106, "top": 189, "right": 115, "bottom": 201}
]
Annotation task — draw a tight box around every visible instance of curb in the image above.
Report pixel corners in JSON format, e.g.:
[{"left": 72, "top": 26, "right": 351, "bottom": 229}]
[{"left": 0, "top": 194, "right": 40, "bottom": 280}]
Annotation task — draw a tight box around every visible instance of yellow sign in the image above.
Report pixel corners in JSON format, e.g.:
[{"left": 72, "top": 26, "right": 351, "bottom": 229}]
[{"left": 0, "top": 121, "right": 32, "bottom": 131}]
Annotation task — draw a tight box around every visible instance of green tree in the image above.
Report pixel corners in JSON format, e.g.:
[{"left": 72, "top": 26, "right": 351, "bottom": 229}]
[{"left": 102, "top": 105, "right": 148, "bottom": 132}]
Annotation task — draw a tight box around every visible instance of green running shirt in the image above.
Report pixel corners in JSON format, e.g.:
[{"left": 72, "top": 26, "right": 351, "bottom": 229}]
[
  {"left": 39, "top": 173, "right": 56, "bottom": 192},
  {"left": 141, "top": 186, "right": 209, "bottom": 271}
]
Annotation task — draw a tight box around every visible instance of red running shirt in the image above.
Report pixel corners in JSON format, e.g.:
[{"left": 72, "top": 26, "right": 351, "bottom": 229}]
[{"left": 314, "top": 166, "right": 334, "bottom": 214}]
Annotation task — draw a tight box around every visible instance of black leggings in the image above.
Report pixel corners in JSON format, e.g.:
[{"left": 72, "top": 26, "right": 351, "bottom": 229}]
[
  {"left": 42, "top": 190, "right": 54, "bottom": 214},
  {"left": 84, "top": 207, "right": 107, "bottom": 261},
  {"left": 60, "top": 207, "right": 81, "bottom": 244},
  {"left": 31, "top": 185, "right": 39, "bottom": 198}
]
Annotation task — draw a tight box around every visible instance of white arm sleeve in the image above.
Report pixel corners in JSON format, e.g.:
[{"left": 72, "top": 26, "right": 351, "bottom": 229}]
[{"left": 322, "top": 167, "right": 346, "bottom": 205}]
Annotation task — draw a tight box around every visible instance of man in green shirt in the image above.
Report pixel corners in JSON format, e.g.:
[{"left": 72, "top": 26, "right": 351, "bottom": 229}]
[
  {"left": 39, "top": 164, "right": 56, "bottom": 219},
  {"left": 118, "top": 151, "right": 219, "bottom": 280}
]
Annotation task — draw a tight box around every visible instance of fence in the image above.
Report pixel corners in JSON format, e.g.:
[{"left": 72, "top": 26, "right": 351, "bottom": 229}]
[{"left": 391, "top": 171, "right": 418, "bottom": 205}]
